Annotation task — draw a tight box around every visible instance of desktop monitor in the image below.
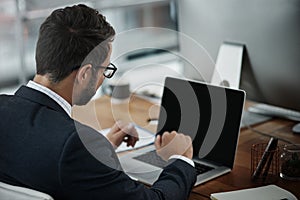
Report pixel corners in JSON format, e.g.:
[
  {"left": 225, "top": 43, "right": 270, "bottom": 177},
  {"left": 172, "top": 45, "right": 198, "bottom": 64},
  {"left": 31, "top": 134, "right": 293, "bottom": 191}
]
[{"left": 177, "top": 0, "right": 300, "bottom": 125}]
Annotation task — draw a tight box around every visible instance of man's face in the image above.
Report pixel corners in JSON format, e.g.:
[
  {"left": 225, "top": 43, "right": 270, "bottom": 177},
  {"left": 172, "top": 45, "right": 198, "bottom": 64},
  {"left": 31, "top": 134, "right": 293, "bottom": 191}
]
[
  {"left": 74, "top": 70, "right": 98, "bottom": 105},
  {"left": 73, "top": 44, "right": 112, "bottom": 105}
]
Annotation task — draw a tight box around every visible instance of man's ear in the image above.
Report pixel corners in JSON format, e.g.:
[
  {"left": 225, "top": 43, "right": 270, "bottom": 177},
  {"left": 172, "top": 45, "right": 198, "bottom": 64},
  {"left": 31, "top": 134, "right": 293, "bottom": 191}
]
[{"left": 76, "top": 64, "right": 92, "bottom": 84}]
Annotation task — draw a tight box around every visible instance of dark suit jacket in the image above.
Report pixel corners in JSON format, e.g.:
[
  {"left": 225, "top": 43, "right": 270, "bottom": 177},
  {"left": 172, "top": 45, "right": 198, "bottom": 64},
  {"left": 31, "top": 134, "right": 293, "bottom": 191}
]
[{"left": 0, "top": 86, "right": 196, "bottom": 200}]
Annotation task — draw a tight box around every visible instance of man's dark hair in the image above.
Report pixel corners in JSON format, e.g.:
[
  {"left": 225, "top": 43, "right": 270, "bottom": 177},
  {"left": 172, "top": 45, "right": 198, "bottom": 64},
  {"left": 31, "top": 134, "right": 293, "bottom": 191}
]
[{"left": 35, "top": 4, "right": 115, "bottom": 83}]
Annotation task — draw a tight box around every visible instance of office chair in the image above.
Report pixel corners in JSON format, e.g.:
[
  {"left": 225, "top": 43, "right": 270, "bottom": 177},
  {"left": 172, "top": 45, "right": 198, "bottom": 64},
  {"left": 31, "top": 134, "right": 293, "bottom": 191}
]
[{"left": 0, "top": 181, "right": 54, "bottom": 200}]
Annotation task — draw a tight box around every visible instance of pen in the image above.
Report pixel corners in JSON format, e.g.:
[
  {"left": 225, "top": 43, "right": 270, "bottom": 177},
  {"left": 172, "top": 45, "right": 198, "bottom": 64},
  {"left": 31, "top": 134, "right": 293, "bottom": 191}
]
[
  {"left": 252, "top": 137, "right": 278, "bottom": 180},
  {"left": 147, "top": 118, "right": 158, "bottom": 122},
  {"left": 261, "top": 151, "right": 274, "bottom": 182},
  {"left": 261, "top": 138, "right": 278, "bottom": 182},
  {"left": 147, "top": 118, "right": 159, "bottom": 126}
]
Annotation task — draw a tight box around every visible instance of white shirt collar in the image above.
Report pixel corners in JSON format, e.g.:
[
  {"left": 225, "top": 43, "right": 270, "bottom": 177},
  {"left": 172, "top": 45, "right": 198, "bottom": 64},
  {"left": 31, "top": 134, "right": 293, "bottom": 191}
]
[{"left": 26, "top": 81, "right": 72, "bottom": 117}]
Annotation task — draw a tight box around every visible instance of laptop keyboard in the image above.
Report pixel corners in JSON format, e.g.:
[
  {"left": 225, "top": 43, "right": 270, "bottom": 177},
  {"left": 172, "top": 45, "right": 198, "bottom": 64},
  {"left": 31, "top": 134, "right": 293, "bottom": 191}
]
[
  {"left": 194, "top": 162, "right": 214, "bottom": 175},
  {"left": 133, "top": 150, "right": 167, "bottom": 168},
  {"left": 133, "top": 150, "right": 214, "bottom": 175}
]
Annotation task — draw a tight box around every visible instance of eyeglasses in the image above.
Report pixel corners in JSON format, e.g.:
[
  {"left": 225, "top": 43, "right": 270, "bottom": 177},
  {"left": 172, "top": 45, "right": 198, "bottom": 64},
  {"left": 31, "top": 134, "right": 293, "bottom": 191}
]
[
  {"left": 95, "top": 63, "right": 117, "bottom": 78},
  {"left": 72, "top": 62, "right": 117, "bottom": 79}
]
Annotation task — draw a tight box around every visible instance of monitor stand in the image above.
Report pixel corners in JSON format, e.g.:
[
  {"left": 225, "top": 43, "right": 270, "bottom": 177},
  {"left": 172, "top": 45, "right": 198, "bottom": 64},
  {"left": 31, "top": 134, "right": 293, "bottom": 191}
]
[
  {"left": 211, "top": 41, "right": 244, "bottom": 89},
  {"left": 211, "top": 42, "right": 273, "bottom": 128}
]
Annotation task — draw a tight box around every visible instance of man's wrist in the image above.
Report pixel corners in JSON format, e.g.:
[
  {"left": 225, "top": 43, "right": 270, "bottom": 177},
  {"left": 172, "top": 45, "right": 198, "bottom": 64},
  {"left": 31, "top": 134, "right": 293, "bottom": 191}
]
[
  {"left": 169, "top": 155, "right": 195, "bottom": 167},
  {"left": 105, "top": 136, "right": 118, "bottom": 150}
]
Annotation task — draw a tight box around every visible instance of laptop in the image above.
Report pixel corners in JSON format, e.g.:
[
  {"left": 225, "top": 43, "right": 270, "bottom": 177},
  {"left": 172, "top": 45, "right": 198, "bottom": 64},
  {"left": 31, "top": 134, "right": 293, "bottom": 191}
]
[{"left": 119, "top": 77, "right": 245, "bottom": 186}]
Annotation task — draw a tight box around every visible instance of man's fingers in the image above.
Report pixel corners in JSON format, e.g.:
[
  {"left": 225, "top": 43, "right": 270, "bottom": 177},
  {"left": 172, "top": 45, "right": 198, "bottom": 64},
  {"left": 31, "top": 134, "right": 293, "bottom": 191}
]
[
  {"left": 154, "top": 135, "right": 161, "bottom": 149},
  {"left": 124, "top": 123, "right": 139, "bottom": 147},
  {"left": 161, "top": 131, "right": 176, "bottom": 147},
  {"left": 116, "top": 123, "right": 138, "bottom": 147},
  {"left": 127, "top": 124, "right": 139, "bottom": 139},
  {"left": 129, "top": 134, "right": 138, "bottom": 147},
  {"left": 109, "top": 120, "right": 123, "bottom": 134},
  {"left": 124, "top": 135, "right": 139, "bottom": 147},
  {"left": 107, "top": 121, "right": 140, "bottom": 148},
  {"left": 155, "top": 131, "right": 194, "bottom": 160}
]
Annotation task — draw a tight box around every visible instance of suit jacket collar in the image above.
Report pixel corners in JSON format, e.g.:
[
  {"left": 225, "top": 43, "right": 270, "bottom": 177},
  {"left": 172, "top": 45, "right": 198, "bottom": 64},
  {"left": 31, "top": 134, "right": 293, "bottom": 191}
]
[{"left": 15, "top": 86, "right": 69, "bottom": 116}]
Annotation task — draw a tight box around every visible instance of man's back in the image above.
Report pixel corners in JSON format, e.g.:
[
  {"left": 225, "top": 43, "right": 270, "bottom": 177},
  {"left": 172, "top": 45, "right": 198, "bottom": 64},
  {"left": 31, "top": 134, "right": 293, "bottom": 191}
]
[
  {"left": 0, "top": 86, "right": 123, "bottom": 199},
  {"left": 0, "top": 86, "right": 131, "bottom": 199},
  {"left": 0, "top": 86, "right": 77, "bottom": 198},
  {"left": 0, "top": 86, "right": 197, "bottom": 200}
]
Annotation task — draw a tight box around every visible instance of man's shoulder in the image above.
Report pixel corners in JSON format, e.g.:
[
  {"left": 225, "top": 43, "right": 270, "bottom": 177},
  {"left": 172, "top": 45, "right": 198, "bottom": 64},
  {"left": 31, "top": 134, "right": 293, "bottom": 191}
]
[{"left": 0, "top": 93, "right": 13, "bottom": 101}]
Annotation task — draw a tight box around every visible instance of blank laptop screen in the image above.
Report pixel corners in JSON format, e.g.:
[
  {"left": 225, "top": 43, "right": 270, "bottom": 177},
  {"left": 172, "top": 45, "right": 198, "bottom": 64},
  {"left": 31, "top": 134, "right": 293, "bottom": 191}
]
[{"left": 157, "top": 77, "right": 245, "bottom": 168}]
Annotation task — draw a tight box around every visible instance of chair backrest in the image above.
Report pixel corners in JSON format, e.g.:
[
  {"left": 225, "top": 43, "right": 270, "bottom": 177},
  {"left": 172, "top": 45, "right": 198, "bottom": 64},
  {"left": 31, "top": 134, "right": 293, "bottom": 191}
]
[{"left": 0, "top": 181, "right": 54, "bottom": 200}]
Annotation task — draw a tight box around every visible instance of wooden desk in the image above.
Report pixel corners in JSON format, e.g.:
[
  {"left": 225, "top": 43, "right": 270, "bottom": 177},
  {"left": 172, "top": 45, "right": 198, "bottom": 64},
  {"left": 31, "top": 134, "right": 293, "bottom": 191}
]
[{"left": 73, "top": 95, "right": 300, "bottom": 199}]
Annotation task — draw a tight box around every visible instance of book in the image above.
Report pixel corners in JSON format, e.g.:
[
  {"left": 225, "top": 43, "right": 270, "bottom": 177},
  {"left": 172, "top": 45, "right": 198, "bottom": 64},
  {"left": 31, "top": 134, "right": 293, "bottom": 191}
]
[{"left": 210, "top": 185, "right": 297, "bottom": 200}]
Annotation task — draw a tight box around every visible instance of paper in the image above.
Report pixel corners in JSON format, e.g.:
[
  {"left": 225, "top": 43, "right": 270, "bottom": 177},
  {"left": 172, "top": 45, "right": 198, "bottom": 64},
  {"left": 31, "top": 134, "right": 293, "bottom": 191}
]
[
  {"left": 210, "top": 185, "right": 297, "bottom": 200},
  {"left": 99, "top": 125, "right": 155, "bottom": 153}
]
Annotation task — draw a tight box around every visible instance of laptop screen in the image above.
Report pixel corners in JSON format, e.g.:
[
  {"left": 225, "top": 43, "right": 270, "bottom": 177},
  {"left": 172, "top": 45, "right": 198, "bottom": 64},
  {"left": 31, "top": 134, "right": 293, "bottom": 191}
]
[{"left": 157, "top": 77, "right": 245, "bottom": 168}]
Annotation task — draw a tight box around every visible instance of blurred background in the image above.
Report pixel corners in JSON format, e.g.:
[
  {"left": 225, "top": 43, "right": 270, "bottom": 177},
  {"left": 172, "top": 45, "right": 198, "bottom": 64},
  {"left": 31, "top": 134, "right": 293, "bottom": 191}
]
[
  {"left": 0, "top": 0, "right": 189, "bottom": 96},
  {"left": 1, "top": 0, "right": 300, "bottom": 138}
]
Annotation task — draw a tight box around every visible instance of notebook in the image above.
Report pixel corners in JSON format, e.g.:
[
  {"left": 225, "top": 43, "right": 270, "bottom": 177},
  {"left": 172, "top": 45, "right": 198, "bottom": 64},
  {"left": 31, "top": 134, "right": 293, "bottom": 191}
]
[
  {"left": 210, "top": 185, "right": 297, "bottom": 200},
  {"left": 118, "top": 77, "right": 245, "bottom": 186}
]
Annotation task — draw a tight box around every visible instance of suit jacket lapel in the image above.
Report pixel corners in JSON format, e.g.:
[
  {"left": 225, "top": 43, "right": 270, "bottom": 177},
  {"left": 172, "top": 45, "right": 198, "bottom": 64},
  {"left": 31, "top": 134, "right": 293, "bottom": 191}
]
[{"left": 15, "top": 86, "right": 69, "bottom": 116}]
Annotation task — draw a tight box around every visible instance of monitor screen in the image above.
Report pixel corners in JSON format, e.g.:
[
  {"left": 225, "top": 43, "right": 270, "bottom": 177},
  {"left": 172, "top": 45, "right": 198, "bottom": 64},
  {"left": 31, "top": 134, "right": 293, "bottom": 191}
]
[{"left": 178, "top": 0, "right": 300, "bottom": 113}]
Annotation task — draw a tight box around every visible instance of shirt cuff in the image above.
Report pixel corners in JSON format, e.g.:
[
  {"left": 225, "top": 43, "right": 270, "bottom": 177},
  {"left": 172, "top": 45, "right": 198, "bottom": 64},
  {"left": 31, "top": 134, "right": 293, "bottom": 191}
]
[{"left": 169, "top": 155, "right": 195, "bottom": 167}]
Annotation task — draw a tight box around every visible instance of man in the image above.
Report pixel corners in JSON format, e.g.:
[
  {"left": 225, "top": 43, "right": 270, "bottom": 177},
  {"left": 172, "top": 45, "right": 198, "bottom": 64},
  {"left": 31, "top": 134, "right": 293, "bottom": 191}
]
[{"left": 0, "top": 4, "right": 196, "bottom": 200}]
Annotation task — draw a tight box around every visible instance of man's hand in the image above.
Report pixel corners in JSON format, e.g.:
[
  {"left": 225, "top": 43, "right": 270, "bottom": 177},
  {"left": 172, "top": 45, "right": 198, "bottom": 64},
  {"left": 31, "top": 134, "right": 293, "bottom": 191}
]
[
  {"left": 154, "top": 131, "right": 193, "bottom": 161},
  {"left": 106, "top": 121, "right": 139, "bottom": 148}
]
